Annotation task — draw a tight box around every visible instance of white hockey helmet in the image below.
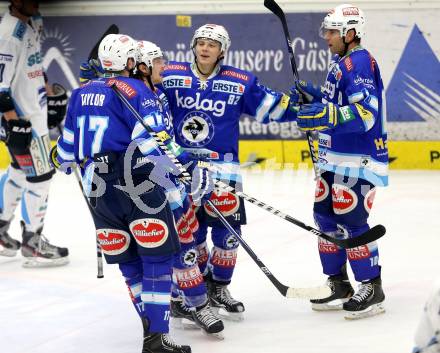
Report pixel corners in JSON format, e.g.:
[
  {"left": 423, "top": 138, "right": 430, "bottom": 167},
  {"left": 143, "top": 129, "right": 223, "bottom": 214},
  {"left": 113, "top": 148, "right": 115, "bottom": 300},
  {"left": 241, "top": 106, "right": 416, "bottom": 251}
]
[
  {"left": 320, "top": 4, "right": 366, "bottom": 39},
  {"left": 191, "top": 24, "right": 231, "bottom": 53},
  {"left": 136, "top": 40, "right": 164, "bottom": 67},
  {"left": 98, "top": 34, "right": 137, "bottom": 71}
]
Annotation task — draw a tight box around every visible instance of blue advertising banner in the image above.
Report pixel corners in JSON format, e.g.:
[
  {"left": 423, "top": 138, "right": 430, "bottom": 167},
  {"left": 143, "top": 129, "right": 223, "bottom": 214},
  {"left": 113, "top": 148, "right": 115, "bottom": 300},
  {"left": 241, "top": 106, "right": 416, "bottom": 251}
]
[{"left": 42, "top": 13, "right": 328, "bottom": 140}]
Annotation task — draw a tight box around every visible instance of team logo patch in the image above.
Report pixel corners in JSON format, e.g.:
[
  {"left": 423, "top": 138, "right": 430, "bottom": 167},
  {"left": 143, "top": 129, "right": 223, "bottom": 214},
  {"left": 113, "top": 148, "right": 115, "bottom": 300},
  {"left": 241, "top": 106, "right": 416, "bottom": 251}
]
[
  {"left": 173, "top": 267, "right": 204, "bottom": 289},
  {"left": 180, "top": 248, "right": 198, "bottom": 267},
  {"left": 332, "top": 184, "right": 358, "bottom": 214},
  {"left": 130, "top": 219, "right": 169, "bottom": 248},
  {"left": 204, "top": 191, "right": 240, "bottom": 217},
  {"left": 165, "top": 64, "right": 188, "bottom": 71},
  {"left": 178, "top": 111, "right": 214, "bottom": 147},
  {"left": 221, "top": 70, "right": 249, "bottom": 81},
  {"left": 347, "top": 245, "right": 371, "bottom": 260},
  {"left": 315, "top": 178, "right": 329, "bottom": 203},
  {"left": 318, "top": 238, "right": 339, "bottom": 253},
  {"left": 97, "top": 229, "right": 131, "bottom": 256},
  {"left": 342, "top": 6, "right": 360, "bottom": 16},
  {"left": 223, "top": 234, "right": 239, "bottom": 249},
  {"left": 176, "top": 216, "right": 194, "bottom": 244},
  {"left": 364, "top": 188, "right": 376, "bottom": 213}
]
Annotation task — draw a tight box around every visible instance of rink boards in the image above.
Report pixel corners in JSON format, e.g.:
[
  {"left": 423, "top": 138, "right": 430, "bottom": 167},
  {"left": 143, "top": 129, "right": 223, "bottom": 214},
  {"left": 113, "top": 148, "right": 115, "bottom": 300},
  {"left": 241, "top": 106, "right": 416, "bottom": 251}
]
[{"left": 1, "top": 141, "right": 439, "bottom": 170}]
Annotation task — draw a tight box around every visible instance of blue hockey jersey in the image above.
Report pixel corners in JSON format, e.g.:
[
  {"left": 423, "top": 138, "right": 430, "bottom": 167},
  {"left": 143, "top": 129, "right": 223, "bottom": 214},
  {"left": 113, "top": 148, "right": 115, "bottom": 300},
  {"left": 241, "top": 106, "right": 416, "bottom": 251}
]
[
  {"left": 319, "top": 46, "right": 389, "bottom": 187},
  {"left": 160, "top": 61, "right": 295, "bottom": 183},
  {"left": 56, "top": 76, "right": 180, "bottom": 195}
]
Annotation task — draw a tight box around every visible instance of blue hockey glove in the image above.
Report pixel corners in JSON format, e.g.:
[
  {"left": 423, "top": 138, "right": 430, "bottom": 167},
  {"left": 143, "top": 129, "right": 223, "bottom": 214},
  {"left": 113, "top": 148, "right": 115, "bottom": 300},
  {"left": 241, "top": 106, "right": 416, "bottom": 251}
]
[
  {"left": 292, "top": 80, "right": 323, "bottom": 104},
  {"left": 288, "top": 87, "right": 301, "bottom": 114},
  {"left": 297, "top": 102, "right": 339, "bottom": 131},
  {"left": 79, "top": 59, "right": 104, "bottom": 85},
  {"left": 187, "top": 161, "right": 215, "bottom": 206}
]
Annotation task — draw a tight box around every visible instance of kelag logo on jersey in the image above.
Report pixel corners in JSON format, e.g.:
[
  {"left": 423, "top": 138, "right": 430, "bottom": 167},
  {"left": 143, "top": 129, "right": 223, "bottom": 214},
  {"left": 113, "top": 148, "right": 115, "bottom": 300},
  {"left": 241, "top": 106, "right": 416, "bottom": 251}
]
[
  {"left": 178, "top": 111, "right": 214, "bottom": 147},
  {"left": 175, "top": 91, "right": 226, "bottom": 117},
  {"left": 212, "top": 80, "right": 245, "bottom": 95},
  {"left": 163, "top": 75, "right": 192, "bottom": 89},
  {"left": 387, "top": 24, "right": 440, "bottom": 124}
]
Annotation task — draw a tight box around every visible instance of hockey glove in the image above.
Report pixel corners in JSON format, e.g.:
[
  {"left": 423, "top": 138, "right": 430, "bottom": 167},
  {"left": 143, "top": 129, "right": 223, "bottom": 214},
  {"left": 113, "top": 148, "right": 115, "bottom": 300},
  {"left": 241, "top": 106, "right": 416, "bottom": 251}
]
[
  {"left": 5, "top": 119, "right": 33, "bottom": 150},
  {"left": 297, "top": 102, "right": 339, "bottom": 131},
  {"left": 79, "top": 59, "right": 104, "bottom": 85},
  {"left": 292, "top": 80, "right": 323, "bottom": 104},
  {"left": 49, "top": 144, "right": 72, "bottom": 174},
  {"left": 47, "top": 83, "right": 68, "bottom": 129},
  {"left": 186, "top": 161, "right": 215, "bottom": 206}
]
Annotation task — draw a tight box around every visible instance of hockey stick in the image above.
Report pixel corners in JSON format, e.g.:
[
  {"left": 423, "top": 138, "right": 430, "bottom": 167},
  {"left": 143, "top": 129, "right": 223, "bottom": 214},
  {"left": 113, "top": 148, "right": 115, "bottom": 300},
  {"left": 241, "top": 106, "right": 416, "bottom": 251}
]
[
  {"left": 264, "top": 0, "right": 319, "bottom": 177},
  {"left": 213, "top": 180, "right": 386, "bottom": 248},
  {"left": 111, "top": 84, "right": 330, "bottom": 300}
]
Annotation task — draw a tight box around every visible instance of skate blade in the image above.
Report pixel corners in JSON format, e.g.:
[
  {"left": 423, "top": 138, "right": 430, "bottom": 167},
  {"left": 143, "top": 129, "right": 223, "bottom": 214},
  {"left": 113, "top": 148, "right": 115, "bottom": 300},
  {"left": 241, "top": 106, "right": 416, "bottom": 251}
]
[
  {"left": 0, "top": 248, "right": 18, "bottom": 257},
  {"left": 202, "top": 330, "right": 224, "bottom": 340},
  {"left": 344, "top": 303, "right": 385, "bottom": 320},
  {"left": 22, "top": 256, "right": 69, "bottom": 268},
  {"left": 170, "top": 317, "right": 199, "bottom": 330},
  {"left": 212, "top": 307, "right": 244, "bottom": 322},
  {"left": 311, "top": 298, "right": 350, "bottom": 311}
]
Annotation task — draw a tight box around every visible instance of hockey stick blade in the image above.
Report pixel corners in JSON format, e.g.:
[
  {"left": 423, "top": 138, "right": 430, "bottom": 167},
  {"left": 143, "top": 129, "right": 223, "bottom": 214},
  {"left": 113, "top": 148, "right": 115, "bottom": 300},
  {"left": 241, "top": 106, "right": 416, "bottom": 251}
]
[
  {"left": 88, "top": 24, "right": 119, "bottom": 60},
  {"left": 286, "top": 285, "right": 332, "bottom": 300}
]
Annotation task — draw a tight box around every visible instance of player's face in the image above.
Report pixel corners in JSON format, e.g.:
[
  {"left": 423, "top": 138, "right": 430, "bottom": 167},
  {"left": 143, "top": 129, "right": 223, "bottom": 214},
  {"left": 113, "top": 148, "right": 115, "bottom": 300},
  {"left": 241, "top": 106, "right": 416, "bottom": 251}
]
[
  {"left": 323, "top": 29, "right": 345, "bottom": 56},
  {"left": 195, "top": 38, "right": 222, "bottom": 68},
  {"left": 151, "top": 57, "right": 167, "bottom": 84},
  {"left": 12, "top": 0, "right": 40, "bottom": 17}
]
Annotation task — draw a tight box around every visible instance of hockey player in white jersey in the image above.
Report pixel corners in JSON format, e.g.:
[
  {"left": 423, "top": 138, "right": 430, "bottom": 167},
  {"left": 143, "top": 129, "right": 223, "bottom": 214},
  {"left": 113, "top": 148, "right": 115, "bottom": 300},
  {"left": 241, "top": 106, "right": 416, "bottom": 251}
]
[
  {"left": 413, "top": 282, "right": 440, "bottom": 353},
  {"left": 0, "top": 0, "right": 69, "bottom": 266}
]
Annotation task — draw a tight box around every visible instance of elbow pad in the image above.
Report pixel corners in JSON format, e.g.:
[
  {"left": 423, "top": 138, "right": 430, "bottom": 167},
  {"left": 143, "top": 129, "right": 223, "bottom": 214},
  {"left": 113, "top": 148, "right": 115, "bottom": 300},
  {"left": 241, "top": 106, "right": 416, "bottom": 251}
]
[{"left": 0, "top": 91, "right": 15, "bottom": 113}]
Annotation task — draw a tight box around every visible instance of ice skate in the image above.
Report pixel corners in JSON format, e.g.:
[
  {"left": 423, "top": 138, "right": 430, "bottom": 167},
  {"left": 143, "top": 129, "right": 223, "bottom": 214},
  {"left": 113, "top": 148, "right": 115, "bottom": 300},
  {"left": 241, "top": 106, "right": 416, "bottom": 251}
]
[
  {"left": 142, "top": 332, "right": 191, "bottom": 353},
  {"left": 170, "top": 297, "right": 199, "bottom": 330},
  {"left": 0, "top": 220, "right": 21, "bottom": 257},
  {"left": 191, "top": 301, "right": 224, "bottom": 339},
  {"left": 20, "top": 221, "right": 69, "bottom": 268},
  {"left": 343, "top": 276, "right": 385, "bottom": 320},
  {"left": 311, "top": 264, "right": 354, "bottom": 311},
  {"left": 207, "top": 278, "right": 245, "bottom": 321}
]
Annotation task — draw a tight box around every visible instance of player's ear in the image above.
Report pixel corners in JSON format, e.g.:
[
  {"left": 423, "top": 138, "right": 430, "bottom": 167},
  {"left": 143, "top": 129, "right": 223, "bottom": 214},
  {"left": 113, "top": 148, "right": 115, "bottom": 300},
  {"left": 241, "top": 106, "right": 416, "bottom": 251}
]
[{"left": 127, "top": 58, "right": 136, "bottom": 71}]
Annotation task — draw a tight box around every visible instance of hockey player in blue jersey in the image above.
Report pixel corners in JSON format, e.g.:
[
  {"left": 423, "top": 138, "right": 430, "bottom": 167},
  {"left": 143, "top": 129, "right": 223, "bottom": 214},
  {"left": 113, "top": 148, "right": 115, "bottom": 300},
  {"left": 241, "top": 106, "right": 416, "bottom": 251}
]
[
  {"left": 134, "top": 40, "right": 224, "bottom": 338},
  {"left": 51, "top": 34, "right": 193, "bottom": 353},
  {"left": 159, "top": 24, "right": 298, "bottom": 321},
  {"left": 293, "top": 4, "right": 388, "bottom": 319}
]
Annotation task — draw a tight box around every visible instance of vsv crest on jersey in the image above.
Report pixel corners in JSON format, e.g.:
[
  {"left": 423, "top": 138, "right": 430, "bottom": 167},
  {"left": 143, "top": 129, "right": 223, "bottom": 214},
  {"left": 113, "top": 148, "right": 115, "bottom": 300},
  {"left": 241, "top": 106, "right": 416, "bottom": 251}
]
[
  {"left": 212, "top": 80, "right": 245, "bottom": 95},
  {"left": 204, "top": 191, "right": 240, "bottom": 217},
  {"left": 130, "top": 219, "right": 169, "bottom": 248},
  {"left": 332, "top": 185, "right": 358, "bottom": 214},
  {"left": 178, "top": 111, "right": 214, "bottom": 147},
  {"left": 97, "top": 229, "right": 131, "bottom": 255},
  {"left": 175, "top": 90, "right": 226, "bottom": 117},
  {"left": 162, "top": 75, "right": 192, "bottom": 89}
]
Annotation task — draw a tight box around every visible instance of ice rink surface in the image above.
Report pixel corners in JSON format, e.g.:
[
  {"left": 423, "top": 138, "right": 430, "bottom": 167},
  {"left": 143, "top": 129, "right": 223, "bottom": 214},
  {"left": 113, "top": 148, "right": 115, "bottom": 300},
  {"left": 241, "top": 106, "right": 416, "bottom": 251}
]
[{"left": 1, "top": 169, "right": 439, "bottom": 353}]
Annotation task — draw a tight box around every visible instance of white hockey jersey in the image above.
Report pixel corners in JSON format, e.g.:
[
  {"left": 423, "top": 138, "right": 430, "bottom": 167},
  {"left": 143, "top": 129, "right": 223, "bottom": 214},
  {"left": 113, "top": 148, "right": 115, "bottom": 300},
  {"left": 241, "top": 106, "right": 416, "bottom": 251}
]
[
  {"left": 0, "top": 11, "right": 47, "bottom": 136},
  {"left": 414, "top": 284, "right": 440, "bottom": 353}
]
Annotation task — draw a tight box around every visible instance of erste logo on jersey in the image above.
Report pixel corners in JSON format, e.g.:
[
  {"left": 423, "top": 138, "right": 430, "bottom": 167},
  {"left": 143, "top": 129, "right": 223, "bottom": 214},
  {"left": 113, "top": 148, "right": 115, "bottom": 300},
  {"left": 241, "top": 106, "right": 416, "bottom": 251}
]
[
  {"left": 163, "top": 75, "right": 192, "bottom": 89},
  {"left": 332, "top": 184, "right": 358, "bottom": 214},
  {"left": 96, "top": 229, "right": 131, "bottom": 255},
  {"left": 175, "top": 91, "right": 226, "bottom": 117},
  {"left": 204, "top": 191, "right": 240, "bottom": 217},
  {"left": 178, "top": 111, "right": 214, "bottom": 147},
  {"left": 212, "top": 80, "right": 245, "bottom": 95},
  {"left": 130, "top": 218, "right": 169, "bottom": 248}
]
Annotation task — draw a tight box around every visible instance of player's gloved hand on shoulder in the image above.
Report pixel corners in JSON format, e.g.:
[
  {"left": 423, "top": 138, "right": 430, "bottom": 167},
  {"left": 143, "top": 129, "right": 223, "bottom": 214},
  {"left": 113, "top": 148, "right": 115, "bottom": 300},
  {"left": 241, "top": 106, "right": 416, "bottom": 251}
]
[
  {"left": 47, "top": 83, "right": 68, "bottom": 129},
  {"left": 5, "top": 119, "right": 33, "bottom": 150},
  {"left": 297, "top": 102, "right": 339, "bottom": 131},
  {"left": 186, "top": 161, "right": 215, "bottom": 206},
  {"left": 293, "top": 80, "right": 323, "bottom": 104},
  {"left": 49, "top": 143, "right": 72, "bottom": 174},
  {"left": 79, "top": 59, "right": 104, "bottom": 85}
]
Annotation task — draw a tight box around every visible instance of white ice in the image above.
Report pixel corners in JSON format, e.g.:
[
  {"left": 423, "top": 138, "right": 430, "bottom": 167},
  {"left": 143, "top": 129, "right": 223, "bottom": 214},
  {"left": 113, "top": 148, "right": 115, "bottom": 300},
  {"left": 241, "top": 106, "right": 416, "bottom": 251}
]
[{"left": 1, "top": 169, "right": 439, "bottom": 353}]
